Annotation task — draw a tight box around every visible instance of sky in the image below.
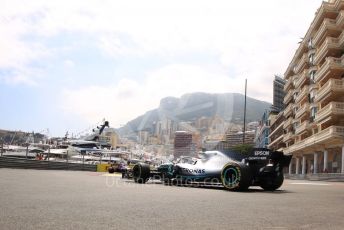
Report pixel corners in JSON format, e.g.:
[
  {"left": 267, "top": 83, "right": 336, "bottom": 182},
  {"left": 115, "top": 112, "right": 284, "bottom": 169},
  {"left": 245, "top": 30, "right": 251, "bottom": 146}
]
[{"left": 0, "top": 0, "right": 324, "bottom": 137}]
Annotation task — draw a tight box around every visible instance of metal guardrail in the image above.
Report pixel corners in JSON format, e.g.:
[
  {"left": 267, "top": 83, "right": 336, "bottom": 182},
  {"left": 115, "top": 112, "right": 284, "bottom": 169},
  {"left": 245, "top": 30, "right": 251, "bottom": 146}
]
[
  {"left": 285, "top": 173, "right": 344, "bottom": 182},
  {"left": 0, "top": 156, "right": 97, "bottom": 171}
]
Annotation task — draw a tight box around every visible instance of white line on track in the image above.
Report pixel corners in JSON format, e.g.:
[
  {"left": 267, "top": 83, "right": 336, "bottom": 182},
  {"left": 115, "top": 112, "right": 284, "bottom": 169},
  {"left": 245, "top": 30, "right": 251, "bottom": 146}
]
[
  {"left": 101, "top": 173, "right": 122, "bottom": 177},
  {"left": 289, "top": 182, "right": 331, "bottom": 186}
]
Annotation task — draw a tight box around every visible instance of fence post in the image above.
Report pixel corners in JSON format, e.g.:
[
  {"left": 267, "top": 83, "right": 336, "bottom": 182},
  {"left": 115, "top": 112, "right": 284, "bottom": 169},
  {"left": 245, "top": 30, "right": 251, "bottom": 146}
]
[
  {"left": 0, "top": 139, "right": 3, "bottom": 157},
  {"left": 48, "top": 146, "right": 50, "bottom": 162},
  {"left": 66, "top": 150, "right": 69, "bottom": 170}
]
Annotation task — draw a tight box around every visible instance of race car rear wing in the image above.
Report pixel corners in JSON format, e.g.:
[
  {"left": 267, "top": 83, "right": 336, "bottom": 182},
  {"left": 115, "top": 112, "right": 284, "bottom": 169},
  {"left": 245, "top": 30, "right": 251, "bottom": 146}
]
[{"left": 245, "top": 148, "right": 292, "bottom": 168}]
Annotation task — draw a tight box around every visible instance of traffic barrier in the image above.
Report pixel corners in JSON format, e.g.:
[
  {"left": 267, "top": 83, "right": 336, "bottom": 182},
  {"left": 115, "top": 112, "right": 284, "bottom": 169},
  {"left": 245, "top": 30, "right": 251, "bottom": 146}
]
[
  {"left": 0, "top": 156, "right": 97, "bottom": 171},
  {"left": 97, "top": 164, "right": 111, "bottom": 172}
]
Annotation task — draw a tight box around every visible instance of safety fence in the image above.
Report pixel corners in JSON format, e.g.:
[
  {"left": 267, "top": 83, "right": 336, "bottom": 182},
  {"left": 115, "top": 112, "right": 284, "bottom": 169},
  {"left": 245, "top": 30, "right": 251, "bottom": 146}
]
[
  {"left": 285, "top": 173, "right": 344, "bottom": 182},
  {"left": 0, "top": 156, "right": 97, "bottom": 171}
]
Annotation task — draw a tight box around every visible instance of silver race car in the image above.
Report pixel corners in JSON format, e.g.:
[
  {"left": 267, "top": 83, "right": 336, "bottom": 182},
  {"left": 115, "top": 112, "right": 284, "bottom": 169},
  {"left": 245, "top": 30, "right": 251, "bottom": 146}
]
[{"left": 126, "top": 148, "right": 292, "bottom": 191}]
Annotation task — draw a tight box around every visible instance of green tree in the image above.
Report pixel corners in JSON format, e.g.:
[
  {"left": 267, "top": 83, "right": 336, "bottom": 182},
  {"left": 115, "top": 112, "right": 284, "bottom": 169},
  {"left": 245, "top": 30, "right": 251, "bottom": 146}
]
[{"left": 231, "top": 144, "right": 254, "bottom": 155}]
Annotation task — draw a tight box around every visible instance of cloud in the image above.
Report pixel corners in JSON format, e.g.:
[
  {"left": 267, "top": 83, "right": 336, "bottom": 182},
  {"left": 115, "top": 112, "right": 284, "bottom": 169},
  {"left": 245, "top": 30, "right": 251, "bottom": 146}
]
[
  {"left": 1, "top": 0, "right": 325, "bottom": 132},
  {"left": 63, "top": 59, "right": 75, "bottom": 68},
  {"left": 60, "top": 63, "right": 269, "bottom": 128}
]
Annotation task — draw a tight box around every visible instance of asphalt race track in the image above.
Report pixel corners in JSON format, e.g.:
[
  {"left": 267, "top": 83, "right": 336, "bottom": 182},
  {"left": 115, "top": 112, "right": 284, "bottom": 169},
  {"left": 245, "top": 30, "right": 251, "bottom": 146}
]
[{"left": 0, "top": 169, "right": 343, "bottom": 230}]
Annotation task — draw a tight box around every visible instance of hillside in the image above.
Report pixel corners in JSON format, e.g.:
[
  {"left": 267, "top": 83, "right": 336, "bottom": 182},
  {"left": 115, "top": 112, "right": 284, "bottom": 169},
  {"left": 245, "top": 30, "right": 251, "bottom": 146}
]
[{"left": 118, "top": 92, "right": 271, "bottom": 135}]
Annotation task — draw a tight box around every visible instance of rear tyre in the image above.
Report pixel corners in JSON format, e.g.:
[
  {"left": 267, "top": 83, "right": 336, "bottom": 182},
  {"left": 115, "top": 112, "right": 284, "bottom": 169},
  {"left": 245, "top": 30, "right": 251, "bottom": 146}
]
[
  {"left": 221, "top": 162, "right": 252, "bottom": 191},
  {"left": 108, "top": 167, "right": 115, "bottom": 174},
  {"left": 260, "top": 172, "right": 284, "bottom": 191},
  {"left": 132, "top": 162, "right": 150, "bottom": 184}
]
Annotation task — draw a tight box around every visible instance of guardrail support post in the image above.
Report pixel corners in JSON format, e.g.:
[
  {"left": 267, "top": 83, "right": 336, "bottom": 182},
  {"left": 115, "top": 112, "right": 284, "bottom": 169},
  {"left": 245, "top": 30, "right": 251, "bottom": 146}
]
[{"left": 0, "top": 140, "right": 3, "bottom": 157}]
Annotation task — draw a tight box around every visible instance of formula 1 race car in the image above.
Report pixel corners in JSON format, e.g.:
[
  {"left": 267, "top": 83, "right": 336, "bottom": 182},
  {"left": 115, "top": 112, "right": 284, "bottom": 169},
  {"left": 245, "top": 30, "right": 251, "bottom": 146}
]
[{"left": 127, "top": 148, "right": 292, "bottom": 191}]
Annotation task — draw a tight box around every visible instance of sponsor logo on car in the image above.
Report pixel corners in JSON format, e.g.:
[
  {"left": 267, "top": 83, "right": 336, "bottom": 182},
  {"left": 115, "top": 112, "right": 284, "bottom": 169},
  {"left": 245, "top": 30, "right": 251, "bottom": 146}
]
[
  {"left": 181, "top": 168, "right": 205, "bottom": 174},
  {"left": 254, "top": 150, "right": 270, "bottom": 156}
]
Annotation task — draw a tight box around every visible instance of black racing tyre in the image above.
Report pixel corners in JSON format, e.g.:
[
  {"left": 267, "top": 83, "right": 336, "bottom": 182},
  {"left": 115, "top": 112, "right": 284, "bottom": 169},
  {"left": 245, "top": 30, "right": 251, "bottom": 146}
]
[
  {"left": 163, "top": 178, "right": 173, "bottom": 186},
  {"left": 132, "top": 162, "right": 150, "bottom": 184},
  {"left": 108, "top": 167, "right": 115, "bottom": 174},
  {"left": 221, "top": 162, "right": 252, "bottom": 191},
  {"left": 260, "top": 172, "right": 284, "bottom": 191}
]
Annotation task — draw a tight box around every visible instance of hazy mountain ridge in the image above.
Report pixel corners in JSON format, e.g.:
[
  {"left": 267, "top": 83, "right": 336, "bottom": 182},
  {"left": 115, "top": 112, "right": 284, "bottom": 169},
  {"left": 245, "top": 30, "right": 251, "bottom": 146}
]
[{"left": 118, "top": 92, "right": 271, "bottom": 135}]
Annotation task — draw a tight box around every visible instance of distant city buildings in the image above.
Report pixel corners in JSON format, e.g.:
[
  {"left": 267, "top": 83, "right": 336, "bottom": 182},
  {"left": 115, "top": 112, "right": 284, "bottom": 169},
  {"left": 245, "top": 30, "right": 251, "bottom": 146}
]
[
  {"left": 174, "top": 131, "right": 193, "bottom": 158},
  {"left": 255, "top": 111, "right": 273, "bottom": 148},
  {"left": 272, "top": 75, "right": 286, "bottom": 112},
  {"left": 224, "top": 130, "right": 255, "bottom": 148},
  {"left": 98, "top": 128, "right": 120, "bottom": 148}
]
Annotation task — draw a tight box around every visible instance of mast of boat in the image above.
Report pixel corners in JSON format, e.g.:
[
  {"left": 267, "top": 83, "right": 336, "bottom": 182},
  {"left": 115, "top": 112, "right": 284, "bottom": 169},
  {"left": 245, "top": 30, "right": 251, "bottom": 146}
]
[{"left": 243, "top": 79, "right": 247, "bottom": 144}]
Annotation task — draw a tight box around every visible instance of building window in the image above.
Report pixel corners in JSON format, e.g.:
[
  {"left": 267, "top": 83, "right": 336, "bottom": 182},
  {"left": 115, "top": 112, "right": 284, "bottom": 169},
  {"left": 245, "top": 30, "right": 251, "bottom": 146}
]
[
  {"left": 309, "top": 90, "right": 316, "bottom": 103},
  {"left": 294, "top": 106, "right": 299, "bottom": 113},
  {"left": 309, "top": 54, "right": 315, "bottom": 65},
  {"left": 293, "top": 122, "right": 299, "bottom": 130},
  {"left": 309, "top": 70, "right": 316, "bottom": 83},
  {"left": 293, "top": 91, "right": 299, "bottom": 100},
  {"left": 310, "top": 107, "right": 317, "bottom": 120},
  {"left": 308, "top": 38, "right": 313, "bottom": 49}
]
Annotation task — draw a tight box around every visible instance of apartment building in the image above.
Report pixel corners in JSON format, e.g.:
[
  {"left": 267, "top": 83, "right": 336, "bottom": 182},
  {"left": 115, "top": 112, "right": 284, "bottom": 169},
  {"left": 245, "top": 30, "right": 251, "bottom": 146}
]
[
  {"left": 283, "top": 0, "right": 344, "bottom": 174},
  {"left": 268, "top": 112, "right": 286, "bottom": 151},
  {"left": 174, "top": 131, "right": 193, "bottom": 158},
  {"left": 255, "top": 110, "right": 271, "bottom": 148},
  {"left": 272, "top": 75, "right": 286, "bottom": 112}
]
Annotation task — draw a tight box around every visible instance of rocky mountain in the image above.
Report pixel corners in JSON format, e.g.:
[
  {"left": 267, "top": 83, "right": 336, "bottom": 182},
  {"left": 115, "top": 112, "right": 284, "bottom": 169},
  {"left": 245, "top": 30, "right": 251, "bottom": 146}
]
[{"left": 118, "top": 92, "right": 271, "bottom": 135}]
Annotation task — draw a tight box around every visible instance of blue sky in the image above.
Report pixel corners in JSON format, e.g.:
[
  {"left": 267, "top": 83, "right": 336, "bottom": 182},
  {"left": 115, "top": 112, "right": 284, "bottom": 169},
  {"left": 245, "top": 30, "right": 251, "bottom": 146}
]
[{"left": 0, "top": 0, "right": 323, "bottom": 136}]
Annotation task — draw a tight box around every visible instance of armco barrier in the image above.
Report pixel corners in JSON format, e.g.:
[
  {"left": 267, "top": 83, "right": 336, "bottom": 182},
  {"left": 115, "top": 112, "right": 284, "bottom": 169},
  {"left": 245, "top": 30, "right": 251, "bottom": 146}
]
[
  {"left": 0, "top": 156, "right": 97, "bottom": 171},
  {"left": 285, "top": 173, "right": 344, "bottom": 182}
]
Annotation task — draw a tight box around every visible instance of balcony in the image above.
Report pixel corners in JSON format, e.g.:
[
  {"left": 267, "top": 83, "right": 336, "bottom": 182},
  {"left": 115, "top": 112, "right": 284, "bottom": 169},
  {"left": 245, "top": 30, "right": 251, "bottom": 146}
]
[
  {"left": 283, "top": 132, "right": 295, "bottom": 143},
  {"left": 283, "top": 117, "right": 293, "bottom": 129},
  {"left": 313, "top": 18, "right": 341, "bottom": 46},
  {"left": 338, "top": 30, "right": 344, "bottom": 48},
  {"left": 283, "top": 90, "right": 293, "bottom": 104},
  {"left": 268, "top": 135, "right": 283, "bottom": 149},
  {"left": 295, "top": 102, "right": 310, "bottom": 119},
  {"left": 312, "top": 2, "right": 337, "bottom": 32},
  {"left": 283, "top": 103, "right": 293, "bottom": 117},
  {"left": 315, "top": 102, "right": 344, "bottom": 123},
  {"left": 295, "top": 86, "right": 309, "bottom": 104},
  {"left": 295, "top": 121, "right": 310, "bottom": 135},
  {"left": 316, "top": 79, "right": 344, "bottom": 102},
  {"left": 284, "top": 75, "right": 296, "bottom": 91},
  {"left": 314, "top": 56, "right": 344, "bottom": 84},
  {"left": 294, "top": 70, "right": 308, "bottom": 89},
  {"left": 294, "top": 53, "right": 309, "bottom": 74},
  {"left": 284, "top": 125, "right": 344, "bottom": 154},
  {"left": 314, "top": 37, "right": 341, "bottom": 65},
  {"left": 336, "top": 10, "right": 344, "bottom": 28}
]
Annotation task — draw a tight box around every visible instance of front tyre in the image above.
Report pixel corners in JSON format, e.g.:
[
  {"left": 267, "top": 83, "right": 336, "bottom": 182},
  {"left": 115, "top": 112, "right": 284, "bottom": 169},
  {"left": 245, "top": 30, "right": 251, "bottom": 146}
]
[
  {"left": 132, "top": 162, "right": 150, "bottom": 184},
  {"left": 221, "top": 163, "right": 251, "bottom": 191},
  {"left": 260, "top": 172, "right": 284, "bottom": 191}
]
